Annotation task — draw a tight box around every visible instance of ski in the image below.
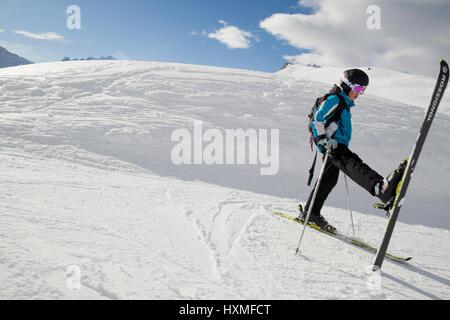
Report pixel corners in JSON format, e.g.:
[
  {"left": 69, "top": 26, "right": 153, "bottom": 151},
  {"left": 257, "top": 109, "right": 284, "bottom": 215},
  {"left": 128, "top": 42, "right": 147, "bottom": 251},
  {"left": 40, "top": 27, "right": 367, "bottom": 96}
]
[
  {"left": 272, "top": 210, "right": 412, "bottom": 263},
  {"left": 372, "top": 60, "right": 449, "bottom": 271}
]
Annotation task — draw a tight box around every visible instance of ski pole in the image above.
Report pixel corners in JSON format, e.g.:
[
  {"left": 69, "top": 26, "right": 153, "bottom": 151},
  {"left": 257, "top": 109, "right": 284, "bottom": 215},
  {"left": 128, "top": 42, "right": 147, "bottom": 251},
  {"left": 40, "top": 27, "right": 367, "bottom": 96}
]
[
  {"left": 344, "top": 174, "right": 356, "bottom": 237},
  {"left": 296, "top": 147, "right": 332, "bottom": 254}
]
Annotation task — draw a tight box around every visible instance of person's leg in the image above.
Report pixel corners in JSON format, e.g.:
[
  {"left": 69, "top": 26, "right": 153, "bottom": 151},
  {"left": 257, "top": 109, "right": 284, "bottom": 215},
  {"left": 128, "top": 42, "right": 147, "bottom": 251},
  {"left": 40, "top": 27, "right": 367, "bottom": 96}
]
[
  {"left": 329, "top": 144, "right": 382, "bottom": 196},
  {"left": 304, "top": 159, "right": 340, "bottom": 216},
  {"left": 303, "top": 144, "right": 404, "bottom": 217}
]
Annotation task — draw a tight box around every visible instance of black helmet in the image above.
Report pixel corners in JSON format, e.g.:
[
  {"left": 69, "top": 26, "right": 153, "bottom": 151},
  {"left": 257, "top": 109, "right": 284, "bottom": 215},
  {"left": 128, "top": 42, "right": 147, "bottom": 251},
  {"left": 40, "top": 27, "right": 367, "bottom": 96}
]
[
  {"left": 344, "top": 69, "right": 369, "bottom": 86},
  {"left": 340, "top": 69, "right": 369, "bottom": 94}
]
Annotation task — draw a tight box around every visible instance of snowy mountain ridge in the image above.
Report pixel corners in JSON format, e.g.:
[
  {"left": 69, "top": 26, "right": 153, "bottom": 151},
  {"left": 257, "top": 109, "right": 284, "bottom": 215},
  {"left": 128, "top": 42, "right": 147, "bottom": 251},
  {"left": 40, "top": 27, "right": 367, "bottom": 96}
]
[
  {"left": 277, "top": 63, "right": 450, "bottom": 117},
  {"left": 0, "top": 45, "right": 33, "bottom": 69}
]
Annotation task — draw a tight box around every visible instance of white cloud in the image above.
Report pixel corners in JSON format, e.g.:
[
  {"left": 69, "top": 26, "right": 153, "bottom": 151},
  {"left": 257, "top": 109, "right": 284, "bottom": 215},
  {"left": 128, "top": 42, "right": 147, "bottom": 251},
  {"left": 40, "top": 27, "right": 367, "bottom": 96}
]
[
  {"left": 208, "top": 20, "right": 254, "bottom": 49},
  {"left": 260, "top": 0, "right": 450, "bottom": 76},
  {"left": 0, "top": 29, "right": 4, "bottom": 33},
  {"left": 14, "top": 30, "right": 65, "bottom": 41},
  {"left": 189, "top": 30, "right": 207, "bottom": 37}
]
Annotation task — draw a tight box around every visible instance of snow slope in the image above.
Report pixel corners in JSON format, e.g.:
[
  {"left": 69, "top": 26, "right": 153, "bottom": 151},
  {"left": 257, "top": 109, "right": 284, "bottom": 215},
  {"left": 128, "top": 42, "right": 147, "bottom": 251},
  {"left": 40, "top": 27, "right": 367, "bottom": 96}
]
[
  {"left": 0, "top": 61, "right": 449, "bottom": 299},
  {"left": 278, "top": 63, "right": 450, "bottom": 117}
]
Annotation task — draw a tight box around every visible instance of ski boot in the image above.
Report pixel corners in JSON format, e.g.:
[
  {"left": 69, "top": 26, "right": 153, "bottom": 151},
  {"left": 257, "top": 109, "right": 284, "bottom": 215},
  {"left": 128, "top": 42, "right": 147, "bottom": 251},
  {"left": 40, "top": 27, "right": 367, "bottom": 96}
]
[
  {"left": 296, "top": 204, "right": 337, "bottom": 234},
  {"left": 374, "top": 158, "right": 408, "bottom": 212}
]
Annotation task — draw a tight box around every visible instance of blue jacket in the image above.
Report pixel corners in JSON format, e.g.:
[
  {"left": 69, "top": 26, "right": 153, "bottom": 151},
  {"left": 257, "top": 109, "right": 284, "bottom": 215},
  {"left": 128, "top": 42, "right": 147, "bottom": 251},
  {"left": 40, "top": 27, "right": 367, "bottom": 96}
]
[{"left": 310, "top": 92, "right": 355, "bottom": 151}]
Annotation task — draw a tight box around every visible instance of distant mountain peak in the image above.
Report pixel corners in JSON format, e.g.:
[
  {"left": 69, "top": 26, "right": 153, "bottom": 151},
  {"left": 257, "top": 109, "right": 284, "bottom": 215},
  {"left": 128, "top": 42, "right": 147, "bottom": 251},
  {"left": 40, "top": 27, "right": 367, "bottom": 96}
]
[
  {"left": 61, "top": 56, "right": 116, "bottom": 62},
  {"left": 0, "top": 45, "right": 33, "bottom": 68}
]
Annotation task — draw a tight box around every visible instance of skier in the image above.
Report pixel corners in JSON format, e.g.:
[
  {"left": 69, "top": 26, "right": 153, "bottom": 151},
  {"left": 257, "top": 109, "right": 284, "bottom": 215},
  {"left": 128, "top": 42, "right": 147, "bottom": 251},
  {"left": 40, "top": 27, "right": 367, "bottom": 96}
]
[{"left": 300, "top": 69, "right": 407, "bottom": 233}]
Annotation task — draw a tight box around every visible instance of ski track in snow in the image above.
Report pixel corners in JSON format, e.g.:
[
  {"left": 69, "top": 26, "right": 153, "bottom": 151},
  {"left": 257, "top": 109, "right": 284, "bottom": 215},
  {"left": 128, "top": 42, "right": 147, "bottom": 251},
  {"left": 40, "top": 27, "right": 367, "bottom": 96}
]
[{"left": 0, "top": 61, "right": 449, "bottom": 299}]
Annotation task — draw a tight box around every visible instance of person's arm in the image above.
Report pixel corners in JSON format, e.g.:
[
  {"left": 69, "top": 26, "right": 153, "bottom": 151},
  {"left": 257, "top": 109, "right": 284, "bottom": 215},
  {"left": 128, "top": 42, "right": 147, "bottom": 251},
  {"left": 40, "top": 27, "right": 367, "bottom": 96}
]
[{"left": 314, "top": 95, "right": 340, "bottom": 140}]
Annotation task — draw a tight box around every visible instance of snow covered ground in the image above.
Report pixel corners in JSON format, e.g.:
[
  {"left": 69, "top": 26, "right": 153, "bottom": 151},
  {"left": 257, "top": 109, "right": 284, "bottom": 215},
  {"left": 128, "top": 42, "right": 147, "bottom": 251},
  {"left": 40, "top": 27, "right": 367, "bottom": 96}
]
[
  {"left": 0, "top": 61, "right": 449, "bottom": 299},
  {"left": 279, "top": 63, "right": 450, "bottom": 117}
]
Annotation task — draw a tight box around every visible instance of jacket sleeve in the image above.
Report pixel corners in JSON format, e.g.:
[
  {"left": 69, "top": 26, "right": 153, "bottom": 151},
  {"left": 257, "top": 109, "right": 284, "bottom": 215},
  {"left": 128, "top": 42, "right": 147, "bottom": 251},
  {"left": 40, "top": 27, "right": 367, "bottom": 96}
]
[{"left": 314, "top": 95, "right": 340, "bottom": 139}]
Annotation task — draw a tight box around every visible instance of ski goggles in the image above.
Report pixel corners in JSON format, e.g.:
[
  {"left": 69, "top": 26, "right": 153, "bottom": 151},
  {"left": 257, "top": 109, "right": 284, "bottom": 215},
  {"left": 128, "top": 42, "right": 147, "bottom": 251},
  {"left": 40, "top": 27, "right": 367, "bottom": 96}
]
[{"left": 342, "top": 76, "right": 367, "bottom": 95}]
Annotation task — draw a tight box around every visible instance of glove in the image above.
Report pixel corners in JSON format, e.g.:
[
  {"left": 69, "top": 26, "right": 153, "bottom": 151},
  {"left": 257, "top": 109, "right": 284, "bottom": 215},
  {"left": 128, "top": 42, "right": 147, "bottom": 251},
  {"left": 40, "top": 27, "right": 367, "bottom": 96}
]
[{"left": 317, "top": 137, "right": 338, "bottom": 151}]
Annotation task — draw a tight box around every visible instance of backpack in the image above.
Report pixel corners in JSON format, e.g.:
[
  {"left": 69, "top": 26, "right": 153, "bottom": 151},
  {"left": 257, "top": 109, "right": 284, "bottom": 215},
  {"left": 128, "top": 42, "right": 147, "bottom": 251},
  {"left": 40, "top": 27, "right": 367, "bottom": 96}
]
[{"left": 307, "top": 85, "right": 348, "bottom": 186}]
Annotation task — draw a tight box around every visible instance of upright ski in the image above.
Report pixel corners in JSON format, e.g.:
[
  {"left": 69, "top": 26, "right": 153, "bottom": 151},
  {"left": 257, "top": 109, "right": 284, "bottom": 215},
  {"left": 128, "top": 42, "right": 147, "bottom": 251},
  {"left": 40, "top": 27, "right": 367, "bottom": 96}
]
[{"left": 372, "top": 60, "right": 449, "bottom": 271}]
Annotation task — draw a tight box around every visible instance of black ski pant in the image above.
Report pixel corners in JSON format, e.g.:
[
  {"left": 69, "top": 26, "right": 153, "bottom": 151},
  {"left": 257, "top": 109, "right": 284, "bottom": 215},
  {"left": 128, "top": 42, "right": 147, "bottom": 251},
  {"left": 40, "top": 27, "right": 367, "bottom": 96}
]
[{"left": 305, "top": 144, "right": 383, "bottom": 216}]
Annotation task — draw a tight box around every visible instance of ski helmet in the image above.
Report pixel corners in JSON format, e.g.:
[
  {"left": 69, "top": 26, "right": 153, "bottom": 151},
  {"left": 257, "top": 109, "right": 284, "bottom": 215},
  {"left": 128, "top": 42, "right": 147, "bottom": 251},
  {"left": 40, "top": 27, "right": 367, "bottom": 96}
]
[{"left": 340, "top": 69, "right": 369, "bottom": 95}]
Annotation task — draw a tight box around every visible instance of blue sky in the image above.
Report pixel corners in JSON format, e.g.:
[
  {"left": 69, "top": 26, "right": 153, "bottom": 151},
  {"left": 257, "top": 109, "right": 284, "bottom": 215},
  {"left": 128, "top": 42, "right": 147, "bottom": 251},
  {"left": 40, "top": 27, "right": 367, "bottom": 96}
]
[
  {"left": 0, "top": 0, "right": 311, "bottom": 72},
  {"left": 1, "top": 1, "right": 449, "bottom": 76}
]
